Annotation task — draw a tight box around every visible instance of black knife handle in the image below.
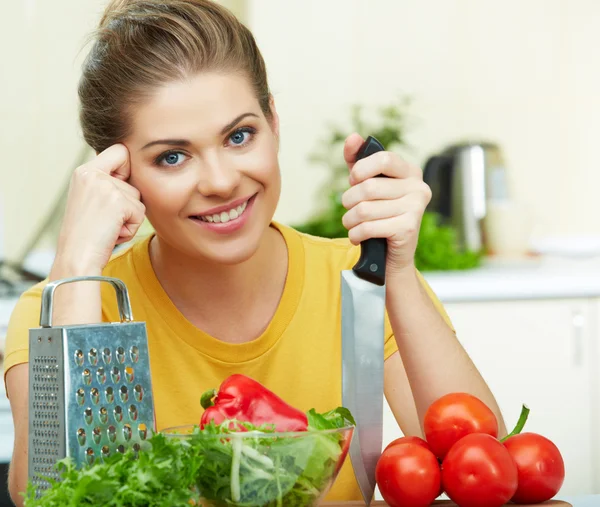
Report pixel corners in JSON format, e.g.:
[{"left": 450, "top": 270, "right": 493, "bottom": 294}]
[{"left": 351, "top": 136, "right": 388, "bottom": 286}]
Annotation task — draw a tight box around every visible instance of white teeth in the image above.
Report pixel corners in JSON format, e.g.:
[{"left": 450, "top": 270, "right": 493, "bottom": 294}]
[{"left": 197, "top": 199, "right": 249, "bottom": 223}]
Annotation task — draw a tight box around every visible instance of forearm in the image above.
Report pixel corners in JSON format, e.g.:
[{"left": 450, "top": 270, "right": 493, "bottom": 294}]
[
  {"left": 386, "top": 266, "right": 507, "bottom": 436},
  {"left": 48, "top": 257, "right": 103, "bottom": 326}
]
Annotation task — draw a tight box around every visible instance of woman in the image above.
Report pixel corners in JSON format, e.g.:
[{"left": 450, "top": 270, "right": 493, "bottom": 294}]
[{"left": 5, "top": 0, "right": 506, "bottom": 503}]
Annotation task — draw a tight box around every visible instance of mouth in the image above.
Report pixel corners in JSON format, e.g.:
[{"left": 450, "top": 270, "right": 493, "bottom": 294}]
[{"left": 190, "top": 194, "right": 255, "bottom": 224}]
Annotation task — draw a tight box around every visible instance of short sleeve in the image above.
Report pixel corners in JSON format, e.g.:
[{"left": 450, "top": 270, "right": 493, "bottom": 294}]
[
  {"left": 383, "top": 269, "right": 455, "bottom": 361},
  {"left": 3, "top": 282, "right": 46, "bottom": 391}
]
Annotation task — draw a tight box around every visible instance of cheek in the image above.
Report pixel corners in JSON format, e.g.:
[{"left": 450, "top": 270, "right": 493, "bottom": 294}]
[{"left": 131, "top": 170, "right": 193, "bottom": 215}]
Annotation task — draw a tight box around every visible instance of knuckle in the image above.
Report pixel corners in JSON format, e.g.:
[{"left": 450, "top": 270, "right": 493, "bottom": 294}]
[
  {"left": 355, "top": 202, "right": 369, "bottom": 220},
  {"left": 362, "top": 178, "right": 378, "bottom": 199}
]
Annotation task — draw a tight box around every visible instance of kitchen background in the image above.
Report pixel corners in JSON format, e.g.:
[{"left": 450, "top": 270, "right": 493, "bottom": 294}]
[{"left": 1, "top": 0, "right": 600, "bottom": 504}]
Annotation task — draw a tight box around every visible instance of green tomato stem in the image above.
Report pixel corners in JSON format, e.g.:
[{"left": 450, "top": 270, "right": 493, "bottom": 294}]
[{"left": 500, "top": 404, "right": 530, "bottom": 442}]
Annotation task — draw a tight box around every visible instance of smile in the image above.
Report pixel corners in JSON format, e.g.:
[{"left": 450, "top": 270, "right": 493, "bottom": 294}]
[{"left": 191, "top": 195, "right": 255, "bottom": 225}]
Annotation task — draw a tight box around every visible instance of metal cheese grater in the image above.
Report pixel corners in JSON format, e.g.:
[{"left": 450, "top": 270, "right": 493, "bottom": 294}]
[{"left": 28, "top": 276, "right": 156, "bottom": 496}]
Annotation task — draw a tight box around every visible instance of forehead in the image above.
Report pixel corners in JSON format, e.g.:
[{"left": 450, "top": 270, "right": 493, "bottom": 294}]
[{"left": 129, "top": 72, "right": 259, "bottom": 142}]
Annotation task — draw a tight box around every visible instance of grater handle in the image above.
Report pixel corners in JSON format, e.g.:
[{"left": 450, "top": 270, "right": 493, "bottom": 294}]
[{"left": 40, "top": 276, "right": 134, "bottom": 327}]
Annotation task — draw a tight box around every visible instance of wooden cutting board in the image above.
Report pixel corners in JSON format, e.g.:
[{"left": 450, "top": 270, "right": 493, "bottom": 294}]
[{"left": 322, "top": 501, "right": 571, "bottom": 506}]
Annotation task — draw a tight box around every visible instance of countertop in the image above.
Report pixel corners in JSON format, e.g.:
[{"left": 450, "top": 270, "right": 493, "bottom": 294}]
[
  {"left": 325, "top": 499, "right": 600, "bottom": 507},
  {"left": 423, "top": 254, "right": 600, "bottom": 303}
]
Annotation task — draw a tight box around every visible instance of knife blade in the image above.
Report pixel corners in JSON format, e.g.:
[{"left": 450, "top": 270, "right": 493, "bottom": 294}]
[{"left": 341, "top": 135, "right": 387, "bottom": 505}]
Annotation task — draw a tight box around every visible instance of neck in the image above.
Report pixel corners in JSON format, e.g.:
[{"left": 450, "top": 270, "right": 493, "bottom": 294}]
[{"left": 148, "top": 225, "right": 287, "bottom": 330}]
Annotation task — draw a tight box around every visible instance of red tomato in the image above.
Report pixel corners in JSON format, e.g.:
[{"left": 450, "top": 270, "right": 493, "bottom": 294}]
[
  {"left": 384, "top": 436, "right": 432, "bottom": 453},
  {"left": 424, "top": 392, "right": 499, "bottom": 459},
  {"left": 503, "top": 432, "right": 565, "bottom": 504},
  {"left": 376, "top": 443, "right": 441, "bottom": 507},
  {"left": 442, "top": 433, "right": 518, "bottom": 507}
]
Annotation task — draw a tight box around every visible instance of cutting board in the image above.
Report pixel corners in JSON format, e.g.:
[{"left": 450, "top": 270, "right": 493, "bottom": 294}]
[{"left": 323, "top": 501, "right": 571, "bottom": 506}]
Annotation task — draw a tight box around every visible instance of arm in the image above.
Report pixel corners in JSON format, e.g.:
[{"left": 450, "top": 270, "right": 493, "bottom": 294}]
[
  {"left": 384, "top": 269, "right": 507, "bottom": 436},
  {"left": 340, "top": 133, "right": 506, "bottom": 437},
  {"left": 7, "top": 266, "right": 103, "bottom": 506},
  {"left": 7, "top": 144, "right": 143, "bottom": 505}
]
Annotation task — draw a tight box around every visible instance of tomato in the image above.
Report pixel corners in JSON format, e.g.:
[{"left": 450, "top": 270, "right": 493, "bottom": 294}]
[
  {"left": 424, "top": 392, "right": 498, "bottom": 459},
  {"left": 503, "top": 432, "right": 565, "bottom": 504},
  {"left": 442, "top": 433, "right": 518, "bottom": 507},
  {"left": 375, "top": 443, "right": 441, "bottom": 507},
  {"left": 384, "top": 436, "right": 432, "bottom": 453}
]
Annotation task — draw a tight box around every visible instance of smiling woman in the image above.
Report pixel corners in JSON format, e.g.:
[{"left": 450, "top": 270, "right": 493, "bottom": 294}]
[{"left": 3, "top": 1, "right": 505, "bottom": 505}]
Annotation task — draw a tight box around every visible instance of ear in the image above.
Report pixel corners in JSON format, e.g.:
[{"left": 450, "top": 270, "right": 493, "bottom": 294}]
[{"left": 268, "top": 94, "right": 280, "bottom": 147}]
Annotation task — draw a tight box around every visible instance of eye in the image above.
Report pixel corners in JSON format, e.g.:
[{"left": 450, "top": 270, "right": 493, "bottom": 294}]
[
  {"left": 155, "top": 150, "right": 187, "bottom": 167},
  {"left": 227, "top": 127, "right": 256, "bottom": 147}
]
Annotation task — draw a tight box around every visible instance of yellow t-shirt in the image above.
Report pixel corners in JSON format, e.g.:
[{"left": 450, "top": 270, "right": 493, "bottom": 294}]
[{"left": 4, "top": 221, "right": 452, "bottom": 502}]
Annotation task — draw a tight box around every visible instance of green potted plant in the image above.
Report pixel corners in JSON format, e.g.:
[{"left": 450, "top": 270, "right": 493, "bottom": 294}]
[{"left": 293, "top": 99, "right": 482, "bottom": 271}]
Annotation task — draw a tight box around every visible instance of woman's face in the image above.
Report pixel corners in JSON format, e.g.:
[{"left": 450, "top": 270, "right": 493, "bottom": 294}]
[{"left": 125, "top": 72, "right": 281, "bottom": 265}]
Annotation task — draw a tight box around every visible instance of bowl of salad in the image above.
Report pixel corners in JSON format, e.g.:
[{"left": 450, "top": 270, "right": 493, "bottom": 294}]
[
  {"left": 23, "top": 375, "right": 355, "bottom": 507},
  {"left": 161, "top": 418, "right": 354, "bottom": 506}
]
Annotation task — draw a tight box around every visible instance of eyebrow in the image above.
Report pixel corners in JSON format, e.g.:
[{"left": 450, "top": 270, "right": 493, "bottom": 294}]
[{"left": 141, "top": 112, "right": 259, "bottom": 150}]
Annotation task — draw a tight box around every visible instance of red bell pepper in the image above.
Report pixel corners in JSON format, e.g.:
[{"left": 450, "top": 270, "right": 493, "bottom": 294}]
[{"left": 200, "top": 374, "right": 308, "bottom": 432}]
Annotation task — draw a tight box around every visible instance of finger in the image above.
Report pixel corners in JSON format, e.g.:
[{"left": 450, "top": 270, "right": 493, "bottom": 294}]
[
  {"left": 111, "top": 176, "right": 142, "bottom": 201},
  {"left": 343, "top": 132, "right": 366, "bottom": 170},
  {"left": 342, "top": 177, "right": 427, "bottom": 210},
  {"left": 350, "top": 151, "right": 421, "bottom": 185},
  {"left": 347, "top": 214, "right": 420, "bottom": 245},
  {"left": 342, "top": 194, "right": 424, "bottom": 231},
  {"left": 118, "top": 196, "right": 146, "bottom": 242},
  {"left": 90, "top": 144, "right": 131, "bottom": 180}
]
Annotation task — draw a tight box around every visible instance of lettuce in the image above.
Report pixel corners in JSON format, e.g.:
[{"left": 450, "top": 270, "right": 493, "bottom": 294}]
[{"left": 24, "top": 407, "right": 355, "bottom": 507}]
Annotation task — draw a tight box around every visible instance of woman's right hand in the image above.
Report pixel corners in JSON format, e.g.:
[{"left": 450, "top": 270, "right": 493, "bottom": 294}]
[{"left": 54, "top": 144, "right": 146, "bottom": 275}]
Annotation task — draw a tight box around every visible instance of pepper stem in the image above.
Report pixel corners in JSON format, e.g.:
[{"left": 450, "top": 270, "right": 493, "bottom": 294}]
[
  {"left": 500, "top": 404, "right": 530, "bottom": 442},
  {"left": 200, "top": 389, "right": 217, "bottom": 409}
]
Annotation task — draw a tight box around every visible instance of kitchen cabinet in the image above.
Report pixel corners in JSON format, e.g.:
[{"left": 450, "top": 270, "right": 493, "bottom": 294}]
[{"left": 382, "top": 296, "right": 599, "bottom": 496}]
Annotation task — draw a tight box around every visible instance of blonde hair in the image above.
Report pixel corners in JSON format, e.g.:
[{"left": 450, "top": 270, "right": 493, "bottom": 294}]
[{"left": 79, "top": 0, "right": 271, "bottom": 152}]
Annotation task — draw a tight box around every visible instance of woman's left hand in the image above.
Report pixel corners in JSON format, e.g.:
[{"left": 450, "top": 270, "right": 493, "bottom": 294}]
[{"left": 341, "top": 133, "right": 432, "bottom": 276}]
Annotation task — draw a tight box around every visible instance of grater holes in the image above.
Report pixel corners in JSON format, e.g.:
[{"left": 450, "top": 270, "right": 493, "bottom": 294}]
[
  {"left": 132, "top": 443, "right": 141, "bottom": 457},
  {"left": 84, "top": 407, "right": 93, "bottom": 425},
  {"left": 92, "top": 427, "right": 102, "bottom": 445},
  {"left": 77, "top": 428, "right": 86, "bottom": 446},
  {"left": 99, "top": 406, "right": 109, "bottom": 424},
  {"left": 102, "top": 347, "right": 112, "bottom": 365},
  {"left": 111, "top": 367, "right": 121, "bottom": 383},
  {"left": 105, "top": 386, "right": 115, "bottom": 404},
  {"left": 101, "top": 446, "right": 110, "bottom": 458},
  {"left": 76, "top": 388, "right": 85, "bottom": 406},
  {"left": 107, "top": 425, "right": 117, "bottom": 443},
  {"left": 130, "top": 346, "right": 139, "bottom": 363},
  {"left": 138, "top": 423, "right": 148, "bottom": 440},
  {"left": 116, "top": 346, "right": 126, "bottom": 364},
  {"left": 114, "top": 405, "right": 123, "bottom": 423},
  {"left": 97, "top": 367, "right": 106, "bottom": 384},
  {"left": 85, "top": 448, "right": 95, "bottom": 465},
  {"left": 119, "top": 386, "right": 129, "bottom": 403},
  {"left": 128, "top": 404, "right": 138, "bottom": 421},
  {"left": 82, "top": 369, "right": 92, "bottom": 386},
  {"left": 90, "top": 388, "right": 100, "bottom": 405},
  {"left": 123, "top": 424, "right": 132, "bottom": 441},
  {"left": 125, "top": 366, "right": 134, "bottom": 383},
  {"left": 117, "top": 445, "right": 125, "bottom": 454},
  {"left": 88, "top": 348, "right": 98, "bottom": 366},
  {"left": 134, "top": 384, "right": 143, "bottom": 402},
  {"left": 75, "top": 350, "right": 84, "bottom": 366}
]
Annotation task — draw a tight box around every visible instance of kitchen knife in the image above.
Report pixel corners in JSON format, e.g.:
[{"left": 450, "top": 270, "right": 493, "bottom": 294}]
[{"left": 341, "top": 135, "right": 387, "bottom": 505}]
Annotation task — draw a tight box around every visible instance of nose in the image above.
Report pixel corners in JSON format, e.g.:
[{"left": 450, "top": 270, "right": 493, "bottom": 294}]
[{"left": 196, "top": 151, "right": 241, "bottom": 198}]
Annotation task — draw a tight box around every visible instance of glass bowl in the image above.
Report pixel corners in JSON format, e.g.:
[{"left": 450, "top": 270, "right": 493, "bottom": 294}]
[{"left": 160, "top": 424, "right": 354, "bottom": 507}]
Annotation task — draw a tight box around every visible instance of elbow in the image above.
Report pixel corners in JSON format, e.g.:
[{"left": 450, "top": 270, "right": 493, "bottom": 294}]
[{"left": 8, "top": 462, "right": 26, "bottom": 507}]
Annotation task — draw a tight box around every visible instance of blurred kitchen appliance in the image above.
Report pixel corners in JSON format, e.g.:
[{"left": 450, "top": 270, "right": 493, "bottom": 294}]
[{"left": 423, "top": 142, "right": 510, "bottom": 252}]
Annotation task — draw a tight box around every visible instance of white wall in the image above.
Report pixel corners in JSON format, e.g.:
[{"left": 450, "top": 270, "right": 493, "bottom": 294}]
[
  {"left": 249, "top": 0, "right": 600, "bottom": 240},
  {"left": 2, "top": 0, "right": 599, "bottom": 260}
]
